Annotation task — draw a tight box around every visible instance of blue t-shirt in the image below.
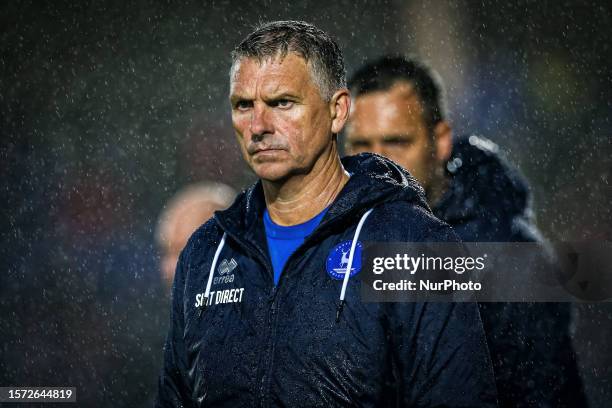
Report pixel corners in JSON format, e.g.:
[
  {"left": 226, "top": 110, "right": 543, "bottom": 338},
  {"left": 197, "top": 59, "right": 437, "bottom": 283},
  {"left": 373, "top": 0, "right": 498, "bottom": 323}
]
[{"left": 263, "top": 207, "right": 328, "bottom": 286}]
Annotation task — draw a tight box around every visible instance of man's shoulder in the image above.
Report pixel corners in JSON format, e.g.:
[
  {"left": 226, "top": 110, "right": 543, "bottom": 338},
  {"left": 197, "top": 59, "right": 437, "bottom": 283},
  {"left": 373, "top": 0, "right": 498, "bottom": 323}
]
[
  {"left": 436, "top": 134, "right": 540, "bottom": 242},
  {"left": 181, "top": 217, "right": 224, "bottom": 262},
  {"left": 368, "top": 200, "right": 459, "bottom": 243}
]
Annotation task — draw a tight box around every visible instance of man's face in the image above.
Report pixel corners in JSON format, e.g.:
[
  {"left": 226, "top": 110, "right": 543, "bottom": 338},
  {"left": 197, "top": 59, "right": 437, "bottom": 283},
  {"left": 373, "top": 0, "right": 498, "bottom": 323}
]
[
  {"left": 230, "top": 53, "right": 336, "bottom": 182},
  {"left": 345, "top": 81, "right": 446, "bottom": 190}
]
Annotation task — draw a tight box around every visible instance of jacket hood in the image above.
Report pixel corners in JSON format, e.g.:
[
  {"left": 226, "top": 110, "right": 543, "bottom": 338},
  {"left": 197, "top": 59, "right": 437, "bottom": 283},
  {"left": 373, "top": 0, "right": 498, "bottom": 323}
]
[
  {"left": 216, "top": 152, "right": 430, "bottom": 237},
  {"left": 434, "top": 135, "right": 532, "bottom": 224}
]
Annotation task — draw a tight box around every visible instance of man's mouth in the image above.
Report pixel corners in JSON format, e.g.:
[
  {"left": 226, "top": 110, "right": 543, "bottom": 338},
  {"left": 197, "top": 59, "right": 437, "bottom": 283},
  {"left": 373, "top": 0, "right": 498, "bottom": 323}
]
[
  {"left": 252, "top": 149, "right": 286, "bottom": 160},
  {"left": 249, "top": 145, "right": 286, "bottom": 155}
]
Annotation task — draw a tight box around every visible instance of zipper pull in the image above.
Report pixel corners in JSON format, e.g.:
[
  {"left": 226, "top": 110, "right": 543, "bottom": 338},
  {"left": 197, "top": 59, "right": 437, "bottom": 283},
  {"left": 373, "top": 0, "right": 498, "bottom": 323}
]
[{"left": 268, "top": 286, "right": 277, "bottom": 302}]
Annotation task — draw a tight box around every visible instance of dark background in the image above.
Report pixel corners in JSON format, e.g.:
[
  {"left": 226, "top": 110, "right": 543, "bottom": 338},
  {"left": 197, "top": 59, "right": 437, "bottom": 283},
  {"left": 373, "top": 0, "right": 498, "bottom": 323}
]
[{"left": 1, "top": 1, "right": 611, "bottom": 406}]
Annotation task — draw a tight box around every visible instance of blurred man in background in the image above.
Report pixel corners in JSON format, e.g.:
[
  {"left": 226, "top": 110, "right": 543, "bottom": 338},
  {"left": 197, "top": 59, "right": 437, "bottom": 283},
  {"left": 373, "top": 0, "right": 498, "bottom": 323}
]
[
  {"left": 156, "top": 182, "right": 236, "bottom": 292},
  {"left": 345, "top": 55, "right": 587, "bottom": 407}
]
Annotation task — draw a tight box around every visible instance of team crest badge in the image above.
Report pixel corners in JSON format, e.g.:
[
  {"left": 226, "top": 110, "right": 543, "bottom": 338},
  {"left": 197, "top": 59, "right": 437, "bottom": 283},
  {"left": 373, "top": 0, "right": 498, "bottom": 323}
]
[{"left": 326, "top": 240, "right": 363, "bottom": 280}]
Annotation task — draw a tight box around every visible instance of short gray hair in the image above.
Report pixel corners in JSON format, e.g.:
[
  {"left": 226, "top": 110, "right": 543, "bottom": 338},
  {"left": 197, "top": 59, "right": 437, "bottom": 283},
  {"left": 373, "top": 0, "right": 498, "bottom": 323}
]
[{"left": 231, "top": 20, "right": 346, "bottom": 101}]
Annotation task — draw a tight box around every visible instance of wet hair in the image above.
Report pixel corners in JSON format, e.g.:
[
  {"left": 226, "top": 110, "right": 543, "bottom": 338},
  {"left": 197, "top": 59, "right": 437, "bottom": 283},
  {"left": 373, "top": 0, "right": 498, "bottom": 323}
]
[
  {"left": 348, "top": 55, "right": 447, "bottom": 131},
  {"left": 231, "top": 20, "right": 346, "bottom": 101}
]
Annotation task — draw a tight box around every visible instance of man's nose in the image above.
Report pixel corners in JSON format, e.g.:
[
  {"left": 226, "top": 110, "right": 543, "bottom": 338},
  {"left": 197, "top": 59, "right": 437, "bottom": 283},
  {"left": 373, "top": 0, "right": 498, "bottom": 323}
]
[{"left": 249, "top": 104, "right": 273, "bottom": 139}]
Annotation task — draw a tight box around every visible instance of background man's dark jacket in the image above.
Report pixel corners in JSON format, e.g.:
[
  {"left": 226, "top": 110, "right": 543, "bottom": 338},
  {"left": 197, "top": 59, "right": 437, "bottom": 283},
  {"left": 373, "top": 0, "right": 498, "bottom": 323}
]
[
  {"left": 433, "top": 135, "right": 587, "bottom": 407},
  {"left": 156, "top": 153, "right": 497, "bottom": 407}
]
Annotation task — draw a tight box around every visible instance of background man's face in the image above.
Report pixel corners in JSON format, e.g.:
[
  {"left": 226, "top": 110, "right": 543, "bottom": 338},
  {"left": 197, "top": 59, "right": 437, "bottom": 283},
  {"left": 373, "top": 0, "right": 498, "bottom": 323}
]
[
  {"left": 159, "top": 201, "right": 220, "bottom": 291},
  {"left": 345, "top": 81, "right": 438, "bottom": 189},
  {"left": 230, "top": 53, "right": 333, "bottom": 182}
]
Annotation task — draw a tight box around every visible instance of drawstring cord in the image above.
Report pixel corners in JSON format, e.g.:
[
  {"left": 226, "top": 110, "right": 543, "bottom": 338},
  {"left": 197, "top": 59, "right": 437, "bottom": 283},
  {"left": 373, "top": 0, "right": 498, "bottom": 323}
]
[
  {"left": 336, "top": 208, "right": 373, "bottom": 323},
  {"left": 198, "top": 208, "right": 371, "bottom": 322},
  {"left": 198, "top": 232, "right": 226, "bottom": 317}
]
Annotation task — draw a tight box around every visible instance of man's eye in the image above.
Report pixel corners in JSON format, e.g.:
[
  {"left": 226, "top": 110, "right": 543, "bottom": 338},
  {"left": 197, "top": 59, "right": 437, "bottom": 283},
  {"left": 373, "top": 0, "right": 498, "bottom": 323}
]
[
  {"left": 348, "top": 141, "right": 370, "bottom": 152},
  {"left": 385, "top": 138, "right": 412, "bottom": 147},
  {"left": 235, "top": 101, "right": 253, "bottom": 110},
  {"left": 273, "top": 99, "right": 293, "bottom": 108},
  {"left": 350, "top": 141, "right": 370, "bottom": 148}
]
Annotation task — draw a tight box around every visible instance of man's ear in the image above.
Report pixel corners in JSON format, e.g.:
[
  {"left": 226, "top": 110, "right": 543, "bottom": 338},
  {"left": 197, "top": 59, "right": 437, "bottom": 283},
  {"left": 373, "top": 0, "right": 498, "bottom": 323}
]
[
  {"left": 433, "top": 121, "right": 453, "bottom": 162},
  {"left": 330, "top": 89, "right": 351, "bottom": 134}
]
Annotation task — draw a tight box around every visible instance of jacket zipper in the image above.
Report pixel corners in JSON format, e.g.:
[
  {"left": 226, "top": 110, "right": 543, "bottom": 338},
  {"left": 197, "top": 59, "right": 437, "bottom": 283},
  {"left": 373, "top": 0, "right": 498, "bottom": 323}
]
[
  {"left": 217, "top": 222, "right": 341, "bottom": 406},
  {"left": 256, "top": 238, "right": 327, "bottom": 406}
]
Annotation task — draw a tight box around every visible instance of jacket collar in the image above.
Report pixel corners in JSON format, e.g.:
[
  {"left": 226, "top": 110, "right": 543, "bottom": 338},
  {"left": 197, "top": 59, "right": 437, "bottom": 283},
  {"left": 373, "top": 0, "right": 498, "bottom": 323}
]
[{"left": 215, "top": 153, "right": 429, "bottom": 242}]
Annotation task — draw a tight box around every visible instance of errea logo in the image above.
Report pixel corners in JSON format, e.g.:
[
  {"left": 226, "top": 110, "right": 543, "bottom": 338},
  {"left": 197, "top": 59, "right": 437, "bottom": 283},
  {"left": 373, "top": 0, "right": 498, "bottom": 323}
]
[
  {"left": 214, "top": 258, "right": 237, "bottom": 284},
  {"left": 218, "top": 258, "right": 237, "bottom": 275},
  {"left": 193, "top": 257, "right": 244, "bottom": 309}
]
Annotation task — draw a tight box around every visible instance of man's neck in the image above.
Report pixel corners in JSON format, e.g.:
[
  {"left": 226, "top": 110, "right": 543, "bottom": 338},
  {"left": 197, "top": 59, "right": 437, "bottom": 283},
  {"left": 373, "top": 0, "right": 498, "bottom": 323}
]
[{"left": 263, "top": 143, "right": 348, "bottom": 226}]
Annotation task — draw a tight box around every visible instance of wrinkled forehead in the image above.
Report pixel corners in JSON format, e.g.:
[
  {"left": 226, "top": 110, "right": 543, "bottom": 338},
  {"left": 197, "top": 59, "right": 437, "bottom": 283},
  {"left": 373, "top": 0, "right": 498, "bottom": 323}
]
[{"left": 229, "top": 53, "right": 314, "bottom": 94}]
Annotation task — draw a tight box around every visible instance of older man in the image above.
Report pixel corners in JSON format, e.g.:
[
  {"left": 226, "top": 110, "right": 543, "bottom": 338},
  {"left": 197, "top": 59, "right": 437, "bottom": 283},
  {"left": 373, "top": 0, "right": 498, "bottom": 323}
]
[
  {"left": 156, "top": 22, "right": 496, "bottom": 407},
  {"left": 346, "top": 55, "right": 587, "bottom": 407}
]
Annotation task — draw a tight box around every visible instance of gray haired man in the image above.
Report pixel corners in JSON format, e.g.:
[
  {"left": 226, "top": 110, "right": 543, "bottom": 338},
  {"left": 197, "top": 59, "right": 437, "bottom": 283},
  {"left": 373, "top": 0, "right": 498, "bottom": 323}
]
[{"left": 156, "top": 21, "right": 497, "bottom": 407}]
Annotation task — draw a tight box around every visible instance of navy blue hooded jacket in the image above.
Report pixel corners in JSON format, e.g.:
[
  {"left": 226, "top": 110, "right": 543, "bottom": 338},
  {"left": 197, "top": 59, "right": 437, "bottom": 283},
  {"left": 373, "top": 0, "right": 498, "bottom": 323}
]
[
  {"left": 156, "top": 153, "right": 497, "bottom": 407},
  {"left": 433, "top": 135, "right": 587, "bottom": 408}
]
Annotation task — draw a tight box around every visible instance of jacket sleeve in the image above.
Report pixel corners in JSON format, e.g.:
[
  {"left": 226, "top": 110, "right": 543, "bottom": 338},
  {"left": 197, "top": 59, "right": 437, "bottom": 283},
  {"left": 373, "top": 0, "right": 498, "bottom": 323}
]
[
  {"left": 155, "top": 250, "right": 194, "bottom": 408},
  {"left": 395, "top": 301, "right": 498, "bottom": 407}
]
